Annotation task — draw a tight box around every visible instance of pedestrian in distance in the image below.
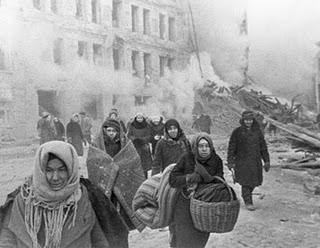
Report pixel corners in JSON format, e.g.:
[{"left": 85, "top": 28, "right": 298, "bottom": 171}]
[{"left": 227, "top": 110, "right": 270, "bottom": 211}]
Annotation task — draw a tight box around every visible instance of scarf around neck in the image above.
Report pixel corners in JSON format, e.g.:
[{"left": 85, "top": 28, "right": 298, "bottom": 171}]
[{"left": 24, "top": 141, "right": 81, "bottom": 248}]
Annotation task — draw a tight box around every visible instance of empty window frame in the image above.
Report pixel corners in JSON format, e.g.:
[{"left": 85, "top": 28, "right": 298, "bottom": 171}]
[
  {"left": 113, "top": 48, "right": 120, "bottom": 70},
  {"left": 75, "top": 0, "right": 84, "bottom": 18},
  {"left": 131, "top": 5, "right": 139, "bottom": 32},
  {"left": 168, "top": 17, "right": 175, "bottom": 41},
  {"left": 53, "top": 38, "right": 63, "bottom": 65},
  {"left": 143, "top": 9, "right": 151, "bottom": 35},
  {"left": 93, "top": 44, "right": 103, "bottom": 65},
  {"left": 112, "top": 0, "right": 121, "bottom": 28},
  {"left": 77, "top": 41, "right": 88, "bottom": 59},
  {"left": 131, "top": 50, "right": 139, "bottom": 76},
  {"left": 91, "top": 0, "right": 100, "bottom": 23},
  {"left": 143, "top": 53, "right": 151, "bottom": 77},
  {"left": 159, "top": 14, "right": 165, "bottom": 39},
  {"left": 159, "top": 56, "right": 167, "bottom": 77}
]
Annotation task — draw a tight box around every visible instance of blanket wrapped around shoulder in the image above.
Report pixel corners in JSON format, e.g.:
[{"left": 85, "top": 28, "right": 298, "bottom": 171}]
[
  {"left": 132, "top": 164, "right": 178, "bottom": 229},
  {"left": 86, "top": 141, "right": 146, "bottom": 232}
]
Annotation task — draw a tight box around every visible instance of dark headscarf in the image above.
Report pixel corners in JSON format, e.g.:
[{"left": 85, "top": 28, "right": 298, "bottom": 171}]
[
  {"left": 103, "top": 118, "right": 121, "bottom": 133},
  {"left": 191, "top": 132, "right": 216, "bottom": 163},
  {"left": 164, "top": 119, "right": 183, "bottom": 141}
]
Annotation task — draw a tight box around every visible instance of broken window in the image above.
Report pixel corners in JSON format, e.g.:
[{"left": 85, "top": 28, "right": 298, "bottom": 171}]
[
  {"left": 168, "top": 17, "right": 175, "bottom": 41},
  {"left": 33, "top": 0, "right": 41, "bottom": 10},
  {"left": 168, "top": 57, "right": 174, "bottom": 70},
  {"left": 51, "top": 0, "right": 58, "bottom": 14},
  {"left": 131, "top": 5, "right": 139, "bottom": 32},
  {"left": 159, "top": 56, "right": 167, "bottom": 77},
  {"left": 143, "top": 53, "right": 151, "bottom": 84},
  {"left": 75, "top": 0, "right": 83, "bottom": 18},
  {"left": 159, "top": 14, "right": 165, "bottom": 39},
  {"left": 131, "top": 50, "right": 139, "bottom": 76},
  {"left": 53, "top": 38, "right": 63, "bottom": 65},
  {"left": 0, "top": 49, "right": 5, "bottom": 70},
  {"left": 93, "top": 44, "right": 103, "bottom": 65},
  {"left": 113, "top": 48, "right": 120, "bottom": 70},
  {"left": 91, "top": 0, "right": 100, "bottom": 23},
  {"left": 77, "top": 41, "right": 88, "bottom": 59},
  {"left": 112, "top": 0, "right": 121, "bottom": 28},
  {"left": 143, "top": 9, "right": 150, "bottom": 35}
]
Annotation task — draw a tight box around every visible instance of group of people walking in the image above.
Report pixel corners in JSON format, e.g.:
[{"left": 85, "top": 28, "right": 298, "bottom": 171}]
[{"left": 0, "top": 109, "right": 270, "bottom": 248}]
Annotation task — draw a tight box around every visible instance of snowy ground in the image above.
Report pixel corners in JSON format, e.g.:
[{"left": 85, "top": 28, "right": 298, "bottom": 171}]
[{"left": 1, "top": 135, "right": 320, "bottom": 247}]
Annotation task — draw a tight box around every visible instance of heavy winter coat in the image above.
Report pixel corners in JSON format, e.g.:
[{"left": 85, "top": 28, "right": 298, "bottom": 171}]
[
  {"left": 54, "top": 119, "right": 65, "bottom": 141},
  {"left": 37, "top": 118, "right": 56, "bottom": 144},
  {"left": 127, "top": 119, "right": 152, "bottom": 174},
  {"left": 151, "top": 135, "right": 190, "bottom": 175},
  {"left": 66, "top": 120, "right": 84, "bottom": 156},
  {"left": 227, "top": 119, "right": 270, "bottom": 187},
  {"left": 149, "top": 119, "right": 165, "bottom": 155},
  {"left": 0, "top": 185, "right": 109, "bottom": 248},
  {"left": 168, "top": 133, "right": 224, "bottom": 248}
]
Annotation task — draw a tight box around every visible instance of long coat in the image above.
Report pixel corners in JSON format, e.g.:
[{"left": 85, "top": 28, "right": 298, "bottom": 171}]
[
  {"left": 227, "top": 119, "right": 270, "bottom": 187},
  {"left": 127, "top": 121, "right": 152, "bottom": 175},
  {"left": 66, "top": 120, "right": 84, "bottom": 156},
  {"left": 169, "top": 152, "right": 224, "bottom": 248},
  {"left": 54, "top": 120, "right": 65, "bottom": 141},
  {"left": 37, "top": 118, "right": 56, "bottom": 145},
  {"left": 149, "top": 120, "right": 165, "bottom": 155}
]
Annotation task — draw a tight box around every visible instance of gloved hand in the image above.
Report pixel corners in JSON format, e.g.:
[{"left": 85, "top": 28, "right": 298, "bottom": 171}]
[
  {"left": 227, "top": 163, "right": 235, "bottom": 170},
  {"left": 264, "top": 162, "right": 270, "bottom": 172},
  {"left": 186, "top": 172, "right": 202, "bottom": 184}
]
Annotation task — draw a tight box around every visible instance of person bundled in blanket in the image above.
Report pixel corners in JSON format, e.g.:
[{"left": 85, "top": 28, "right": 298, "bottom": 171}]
[{"left": 169, "top": 133, "right": 224, "bottom": 248}]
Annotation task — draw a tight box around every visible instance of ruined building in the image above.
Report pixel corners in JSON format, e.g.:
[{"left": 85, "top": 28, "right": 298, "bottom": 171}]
[{"left": 0, "top": 0, "right": 191, "bottom": 140}]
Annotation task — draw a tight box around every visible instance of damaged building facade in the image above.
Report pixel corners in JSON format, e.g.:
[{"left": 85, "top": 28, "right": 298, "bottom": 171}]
[{"left": 0, "top": 0, "right": 191, "bottom": 140}]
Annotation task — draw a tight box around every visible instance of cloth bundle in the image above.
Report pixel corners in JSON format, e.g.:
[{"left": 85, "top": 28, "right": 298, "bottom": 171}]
[
  {"left": 193, "top": 183, "right": 237, "bottom": 203},
  {"left": 132, "top": 164, "right": 178, "bottom": 229}
]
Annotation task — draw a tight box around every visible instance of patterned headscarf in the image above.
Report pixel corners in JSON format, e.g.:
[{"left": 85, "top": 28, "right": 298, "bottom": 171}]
[{"left": 23, "top": 141, "right": 81, "bottom": 248}]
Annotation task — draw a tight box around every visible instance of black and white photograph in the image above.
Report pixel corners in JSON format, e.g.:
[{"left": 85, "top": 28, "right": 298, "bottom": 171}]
[{"left": 0, "top": 0, "right": 320, "bottom": 247}]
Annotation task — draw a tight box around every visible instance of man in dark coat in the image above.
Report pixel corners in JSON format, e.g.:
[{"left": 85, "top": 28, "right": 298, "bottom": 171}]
[
  {"left": 192, "top": 113, "right": 212, "bottom": 134},
  {"left": 79, "top": 112, "right": 93, "bottom": 144},
  {"left": 227, "top": 110, "right": 270, "bottom": 211},
  {"left": 149, "top": 116, "right": 165, "bottom": 156},
  {"left": 53, "top": 117, "right": 65, "bottom": 141}
]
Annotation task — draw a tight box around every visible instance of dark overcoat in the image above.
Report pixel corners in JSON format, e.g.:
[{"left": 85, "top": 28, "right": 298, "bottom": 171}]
[
  {"left": 227, "top": 119, "right": 270, "bottom": 187},
  {"left": 66, "top": 120, "right": 84, "bottom": 156}
]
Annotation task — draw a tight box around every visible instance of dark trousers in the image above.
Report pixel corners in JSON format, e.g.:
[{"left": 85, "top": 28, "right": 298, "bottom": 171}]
[{"left": 241, "top": 185, "right": 255, "bottom": 205}]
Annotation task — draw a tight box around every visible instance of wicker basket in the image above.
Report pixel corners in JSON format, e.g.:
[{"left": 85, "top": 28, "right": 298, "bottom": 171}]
[{"left": 190, "top": 176, "right": 240, "bottom": 233}]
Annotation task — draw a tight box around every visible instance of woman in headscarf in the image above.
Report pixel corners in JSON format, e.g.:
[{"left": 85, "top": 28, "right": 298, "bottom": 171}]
[
  {"left": 149, "top": 115, "right": 165, "bottom": 156},
  {"left": 127, "top": 113, "right": 152, "bottom": 178},
  {"left": 0, "top": 141, "right": 128, "bottom": 248},
  {"left": 93, "top": 118, "right": 127, "bottom": 158},
  {"left": 66, "top": 113, "right": 85, "bottom": 156},
  {"left": 151, "top": 118, "right": 190, "bottom": 247},
  {"left": 169, "top": 133, "right": 224, "bottom": 248}
]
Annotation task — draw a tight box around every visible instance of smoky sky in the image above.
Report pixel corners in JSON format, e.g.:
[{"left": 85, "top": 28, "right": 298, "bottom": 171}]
[{"left": 189, "top": 0, "right": 320, "bottom": 106}]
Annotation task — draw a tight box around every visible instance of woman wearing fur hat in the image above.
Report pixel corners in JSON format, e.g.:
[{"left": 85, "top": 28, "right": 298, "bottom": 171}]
[
  {"left": 169, "top": 133, "right": 224, "bottom": 248},
  {"left": 0, "top": 141, "right": 129, "bottom": 248},
  {"left": 127, "top": 113, "right": 153, "bottom": 178},
  {"left": 93, "top": 118, "right": 127, "bottom": 158},
  {"left": 227, "top": 110, "right": 270, "bottom": 211}
]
